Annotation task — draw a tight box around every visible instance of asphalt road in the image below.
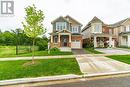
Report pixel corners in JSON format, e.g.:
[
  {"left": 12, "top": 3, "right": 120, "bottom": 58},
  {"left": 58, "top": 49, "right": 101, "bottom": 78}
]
[{"left": 35, "top": 75, "right": 130, "bottom": 87}]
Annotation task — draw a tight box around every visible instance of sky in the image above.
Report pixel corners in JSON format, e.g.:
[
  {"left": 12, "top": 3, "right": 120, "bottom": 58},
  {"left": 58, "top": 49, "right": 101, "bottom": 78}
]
[{"left": 0, "top": 0, "right": 130, "bottom": 36}]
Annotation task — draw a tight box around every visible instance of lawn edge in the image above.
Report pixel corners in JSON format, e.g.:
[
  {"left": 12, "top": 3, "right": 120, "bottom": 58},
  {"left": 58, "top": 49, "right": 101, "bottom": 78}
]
[{"left": 1, "top": 70, "right": 130, "bottom": 86}]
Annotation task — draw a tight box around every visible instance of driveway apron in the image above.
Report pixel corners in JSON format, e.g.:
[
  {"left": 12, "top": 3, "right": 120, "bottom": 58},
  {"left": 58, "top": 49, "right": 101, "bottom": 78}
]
[{"left": 75, "top": 54, "right": 130, "bottom": 74}]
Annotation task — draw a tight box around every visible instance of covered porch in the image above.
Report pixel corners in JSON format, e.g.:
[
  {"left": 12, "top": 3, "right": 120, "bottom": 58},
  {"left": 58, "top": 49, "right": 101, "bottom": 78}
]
[
  {"left": 50, "top": 30, "right": 72, "bottom": 51},
  {"left": 92, "top": 34, "right": 116, "bottom": 48},
  {"left": 120, "top": 34, "right": 130, "bottom": 47}
]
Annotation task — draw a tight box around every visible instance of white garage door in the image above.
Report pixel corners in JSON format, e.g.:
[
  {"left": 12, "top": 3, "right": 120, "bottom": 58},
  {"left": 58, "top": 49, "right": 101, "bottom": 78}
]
[{"left": 71, "top": 40, "right": 81, "bottom": 49}]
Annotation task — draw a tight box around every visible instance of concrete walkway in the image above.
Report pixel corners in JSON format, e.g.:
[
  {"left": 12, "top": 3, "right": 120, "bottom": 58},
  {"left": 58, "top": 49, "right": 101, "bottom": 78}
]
[
  {"left": 76, "top": 54, "right": 130, "bottom": 74},
  {"left": 95, "top": 48, "right": 130, "bottom": 55},
  {"left": 0, "top": 55, "right": 75, "bottom": 61},
  {"left": 72, "top": 49, "right": 89, "bottom": 55}
]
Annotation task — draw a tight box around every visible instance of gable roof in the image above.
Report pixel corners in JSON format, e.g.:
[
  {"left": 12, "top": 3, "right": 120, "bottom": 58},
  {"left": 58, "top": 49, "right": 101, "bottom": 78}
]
[
  {"left": 51, "top": 16, "right": 70, "bottom": 24},
  {"left": 90, "top": 16, "right": 103, "bottom": 23},
  {"left": 64, "top": 15, "right": 83, "bottom": 26},
  {"left": 109, "top": 18, "right": 129, "bottom": 28},
  {"left": 82, "top": 16, "right": 107, "bottom": 32}
]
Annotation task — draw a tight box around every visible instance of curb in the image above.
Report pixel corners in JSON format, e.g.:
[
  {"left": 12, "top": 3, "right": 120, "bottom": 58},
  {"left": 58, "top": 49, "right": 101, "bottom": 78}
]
[
  {"left": 83, "top": 70, "right": 130, "bottom": 78},
  {"left": 0, "top": 74, "right": 82, "bottom": 86},
  {"left": 1, "top": 71, "right": 130, "bottom": 86}
]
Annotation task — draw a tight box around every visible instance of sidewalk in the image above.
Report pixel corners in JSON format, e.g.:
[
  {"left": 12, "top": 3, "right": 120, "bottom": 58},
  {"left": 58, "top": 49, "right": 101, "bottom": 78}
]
[{"left": 0, "top": 55, "right": 75, "bottom": 61}]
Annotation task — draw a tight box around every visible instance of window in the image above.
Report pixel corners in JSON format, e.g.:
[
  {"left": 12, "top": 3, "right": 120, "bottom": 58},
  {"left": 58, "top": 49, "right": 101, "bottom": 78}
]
[
  {"left": 72, "top": 26, "right": 79, "bottom": 33},
  {"left": 95, "top": 25, "right": 100, "bottom": 32},
  {"left": 124, "top": 26, "right": 126, "bottom": 32},
  {"left": 129, "top": 26, "right": 130, "bottom": 31},
  {"left": 54, "top": 36, "right": 58, "bottom": 43},
  {"left": 56, "top": 22, "right": 67, "bottom": 31},
  {"left": 93, "top": 24, "right": 102, "bottom": 33}
]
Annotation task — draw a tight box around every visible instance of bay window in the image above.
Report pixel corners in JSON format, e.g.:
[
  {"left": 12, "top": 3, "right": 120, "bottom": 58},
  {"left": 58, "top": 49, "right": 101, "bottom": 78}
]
[{"left": 56, "top": 22, "right": 67, "bottom": 31}]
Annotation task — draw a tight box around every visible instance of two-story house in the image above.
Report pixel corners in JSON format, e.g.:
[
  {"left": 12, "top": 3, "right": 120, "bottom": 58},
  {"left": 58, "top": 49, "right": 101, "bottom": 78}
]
[
  {"left": 50, "top": 15, "right": 83, "bottom": 51},
  {"left": 82, "top": 16, "right": 116, "bottom": 48},
  {"left": 110, "top": 18, "right": 130, "bottom": 47}
]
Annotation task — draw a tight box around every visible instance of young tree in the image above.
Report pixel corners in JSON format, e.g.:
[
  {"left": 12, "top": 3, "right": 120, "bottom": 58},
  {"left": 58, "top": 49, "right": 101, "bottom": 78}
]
[{"left": 22, "top": 5, "right": 46, "bottom": 64}]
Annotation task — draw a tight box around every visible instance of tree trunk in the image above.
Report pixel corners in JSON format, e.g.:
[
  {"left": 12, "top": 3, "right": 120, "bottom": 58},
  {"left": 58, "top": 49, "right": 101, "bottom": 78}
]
[
  {"left": 16, "top": 45, "right": 18, "bottom": 55},
  {"left": 32, "top": 38, "right": 35, "bottom": 64},
  {"left": 16, "top": 36, "right": 18, "bottom": 55}
]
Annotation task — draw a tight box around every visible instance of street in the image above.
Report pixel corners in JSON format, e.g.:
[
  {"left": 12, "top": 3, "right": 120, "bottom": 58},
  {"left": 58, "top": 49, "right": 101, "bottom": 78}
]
[{"left": 35, "top": 75, "right": 130, "bottom": 87}]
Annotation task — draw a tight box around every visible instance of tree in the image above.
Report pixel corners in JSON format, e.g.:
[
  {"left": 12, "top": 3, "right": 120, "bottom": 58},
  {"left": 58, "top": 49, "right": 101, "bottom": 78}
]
[
  {"left": 22, "top": 5, "right": 46, "bottom": 64},
  {"left": 11, "top": 28, "right": 22, "bottom": 55}
]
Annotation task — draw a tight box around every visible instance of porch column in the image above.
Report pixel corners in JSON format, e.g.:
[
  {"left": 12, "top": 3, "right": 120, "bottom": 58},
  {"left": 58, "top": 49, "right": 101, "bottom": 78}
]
[
  {"left": 58, "top": 34, "right": 60, "bottom": 43},
  {"left": 94, "top": 36, "right": 97, "bottom": 48},
  {"left": 128, "top": 35, "right": 130, "bottom": 47},
  {"left": 69, "top": 34, "right": 71, "bottom": 43},
  {"left": 51, "top": 35, "right": 53, "bottom": 43},
  {"left": 120, "top": 36, "right": 122, "bottom": 46},
  {"left": 109, "top": 36, "right": 112, "bottom": 48},
  {"left": 58, "top": 34, "right": 61, "bottom": 47}
]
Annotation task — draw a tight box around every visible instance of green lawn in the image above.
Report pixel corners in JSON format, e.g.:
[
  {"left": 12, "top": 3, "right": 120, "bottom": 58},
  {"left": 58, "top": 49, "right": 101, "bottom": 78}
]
[
  {"left": 107, "top": 55, "right": 130, "bottom": 64},
  {"left": 118, "top": 46, "right": 130, "bottom": 50},
  {"left": 0, "top": 46, "right": 73, "bottom": 58},
  {"left": 0, "top": 58, "right": 81, "bottom": 80},
  {"left": 84, "top": 48, "right": 103, "bottom": 54}
]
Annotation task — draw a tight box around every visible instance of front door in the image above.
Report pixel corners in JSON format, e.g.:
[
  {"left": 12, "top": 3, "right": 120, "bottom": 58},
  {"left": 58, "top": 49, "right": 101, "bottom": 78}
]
[
  {"left": 63, "top": 38, "right": 67, "bottom": 47},
  {"left": 61, "top": 35, "right": 69, "bottom": 47}
]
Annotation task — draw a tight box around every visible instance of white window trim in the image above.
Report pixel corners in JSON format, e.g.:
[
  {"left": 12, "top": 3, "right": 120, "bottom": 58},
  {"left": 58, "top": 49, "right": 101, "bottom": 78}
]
[
  {"left": 56, "top": 22, "right": 67, "bottom": 31},
  {"left": 72, "top": 26, "right": 79, "bottom": 33},
  {"left": 92, "top": 23, "right": 102, "bottom": 33}
]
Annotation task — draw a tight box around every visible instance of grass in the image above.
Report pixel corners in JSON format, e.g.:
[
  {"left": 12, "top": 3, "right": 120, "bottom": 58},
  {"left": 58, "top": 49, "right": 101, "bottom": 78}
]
[
  {"left": 0, "top": 58, "right": 81, "bottom": 80},
  {"left": 0, "top": 46, "right": 73, "bottom": 58},
  {"left": 84, "top": 48, "right": 103, "bottom": 54},
  {"left": 107, "top": 55, "right": 130, "bottom": 64},
  {"left": 118, "top": 46, "right": 130, "bottom": 50}
]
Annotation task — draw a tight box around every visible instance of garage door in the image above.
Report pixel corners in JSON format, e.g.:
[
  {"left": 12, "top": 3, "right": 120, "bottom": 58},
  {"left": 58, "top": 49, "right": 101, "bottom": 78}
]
[{"left": 71, "top": 40, "right": 81, "bottom": 49}]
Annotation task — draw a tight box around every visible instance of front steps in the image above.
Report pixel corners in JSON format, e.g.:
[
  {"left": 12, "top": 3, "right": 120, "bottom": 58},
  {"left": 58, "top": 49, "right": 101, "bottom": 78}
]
[{"left": 60, "top": 47, "right": 71, "bottom": 52}]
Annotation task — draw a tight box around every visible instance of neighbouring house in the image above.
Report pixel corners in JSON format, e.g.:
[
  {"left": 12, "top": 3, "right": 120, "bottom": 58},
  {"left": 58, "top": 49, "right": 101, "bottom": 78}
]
[
  {"left": 82, "top": 16, "right": 116, "bottom": 48},
  {"left": 50, "top": 15, "right": 83, "bottom": 51},
  {"left": 109, "top": 18, "right": 130, "bottom": 47},
  {"left": 82, "top": 16, "right": 130, "bottom": 48}
]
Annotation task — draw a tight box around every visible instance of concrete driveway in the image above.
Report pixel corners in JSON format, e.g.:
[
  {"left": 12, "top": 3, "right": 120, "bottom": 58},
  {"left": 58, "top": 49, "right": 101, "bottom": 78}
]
[
  {"left": 76, "top": 54, "right": 130, "bottom": 74},
  {"left": 72, "top": 49, "right": 89, "bottom": 55},
  {"left": 95, "top": 48, "right": 130, "bottom": 55}
]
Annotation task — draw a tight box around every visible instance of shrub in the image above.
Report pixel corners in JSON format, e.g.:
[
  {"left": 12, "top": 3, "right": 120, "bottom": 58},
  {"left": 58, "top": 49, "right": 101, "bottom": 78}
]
[
  {"left": 83, "top": 38, "right": 94, "bottom": 48},
  {"left": 50, "top": 47, "right": 60, "bottom": 53},
  {"left": 36, "top": 40, "right": 48, "bottom": 51}
]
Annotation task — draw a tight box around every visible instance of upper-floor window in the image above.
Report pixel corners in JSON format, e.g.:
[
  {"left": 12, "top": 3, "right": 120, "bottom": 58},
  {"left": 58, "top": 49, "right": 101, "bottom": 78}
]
[
  {"left": 129, "top": 26, "right": 130, "bottom": 31},
  {"left": 72, "top": 26, "right": 79, "bottom": 33},
  {"left": 94, "top": 24, "right": 101, "bottom": 33},
  {"left": 126, "top": 25, "right": 130, "bottom": 32},
  {"left": 124, "top": 26, "right": 126, "bottom": 32},
  {"left": 56, "top": 22, "right": 67, "bottom": 31}
]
